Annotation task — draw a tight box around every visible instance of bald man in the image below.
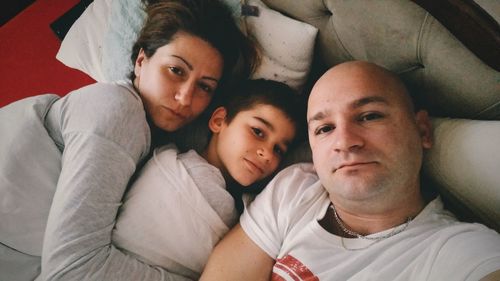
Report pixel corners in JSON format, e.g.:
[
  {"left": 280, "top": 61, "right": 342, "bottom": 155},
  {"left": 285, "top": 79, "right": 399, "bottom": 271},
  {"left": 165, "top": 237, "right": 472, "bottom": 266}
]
[{"left": 200, "top": 61, "right": 500, "bottom": 281}]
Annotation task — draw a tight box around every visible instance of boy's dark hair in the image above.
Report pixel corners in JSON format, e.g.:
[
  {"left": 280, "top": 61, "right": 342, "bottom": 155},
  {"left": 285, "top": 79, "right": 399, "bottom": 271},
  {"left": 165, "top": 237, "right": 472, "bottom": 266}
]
[
  {"left": 130, "top": 0, "right": 257, "bottom": 89},
  {"left": 221, "top": 79, "right": 307, "bottom": 149},
  {"left": 221, "top": 79, "right": 307, "bottom": 213}
]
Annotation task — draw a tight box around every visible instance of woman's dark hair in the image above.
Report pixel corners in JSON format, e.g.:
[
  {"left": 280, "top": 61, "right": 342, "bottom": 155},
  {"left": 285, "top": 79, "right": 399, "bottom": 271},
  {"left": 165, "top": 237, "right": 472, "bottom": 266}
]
[{"left": 130, "top": 0, "right": 257, "bottom": 89}]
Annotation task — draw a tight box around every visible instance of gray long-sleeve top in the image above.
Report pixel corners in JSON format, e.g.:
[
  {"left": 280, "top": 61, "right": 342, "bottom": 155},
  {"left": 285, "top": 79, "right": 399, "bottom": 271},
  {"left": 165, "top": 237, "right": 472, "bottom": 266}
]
[{"left": 0, "top": 81, "right": 191, "bottom": 280}]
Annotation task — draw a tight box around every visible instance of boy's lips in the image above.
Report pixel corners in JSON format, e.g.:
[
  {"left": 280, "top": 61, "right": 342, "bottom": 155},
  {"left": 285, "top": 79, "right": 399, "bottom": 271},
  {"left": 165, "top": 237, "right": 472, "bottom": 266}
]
[{"left": 244, "top": 158, "right": 264, "bottom": 175}]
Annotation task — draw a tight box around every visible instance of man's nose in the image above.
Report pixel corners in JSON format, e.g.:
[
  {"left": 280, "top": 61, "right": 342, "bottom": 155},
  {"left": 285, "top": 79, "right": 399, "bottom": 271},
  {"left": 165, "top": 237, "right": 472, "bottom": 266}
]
[{"left": 332, "top": 124, "right": 364, "bottom": 152}]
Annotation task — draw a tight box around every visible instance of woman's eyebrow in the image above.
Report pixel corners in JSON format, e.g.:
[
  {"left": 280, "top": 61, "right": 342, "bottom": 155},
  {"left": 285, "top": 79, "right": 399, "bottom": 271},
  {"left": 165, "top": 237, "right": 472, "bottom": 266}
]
[
  {"left": 171, "top": 55, "right": 192, "bottom": 70},
  {"left": 171, "top": 55, "right": 219, "bottom": 83}
]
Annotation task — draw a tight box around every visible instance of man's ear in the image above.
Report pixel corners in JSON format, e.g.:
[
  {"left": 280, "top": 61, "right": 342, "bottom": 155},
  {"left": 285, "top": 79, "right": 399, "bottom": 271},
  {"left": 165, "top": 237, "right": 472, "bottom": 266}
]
[
  {"left": 415, "top": 110, "right": 433, "bottom": 149},
  {"left": 208, "top": 107, "right": 227, "bottom": 133},
  {"left": 134, "top": 48, "right": 146, "bottom": 77}
]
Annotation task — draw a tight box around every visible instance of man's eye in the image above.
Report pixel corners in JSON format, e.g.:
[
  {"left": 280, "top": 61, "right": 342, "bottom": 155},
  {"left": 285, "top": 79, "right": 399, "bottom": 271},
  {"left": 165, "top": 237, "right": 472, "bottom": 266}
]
[
  {"left": 252, "top": 127, "right": 264, "bottom": 138},
  {"left": 359, "top": 113, "right": 383, "bottom": 121},
  {"left": 314, "top": 125, "right": 333, "bottom": 135}
]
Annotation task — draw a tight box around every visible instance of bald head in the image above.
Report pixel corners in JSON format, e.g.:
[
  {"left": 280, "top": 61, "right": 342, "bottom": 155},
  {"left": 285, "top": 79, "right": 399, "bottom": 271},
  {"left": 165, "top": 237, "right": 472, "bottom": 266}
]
[
  {"left": 309, "top": 61, "right": 415, "bottom": 117},
  {"left": 306, "top": 61, "right": 433, "bottom": 212}
]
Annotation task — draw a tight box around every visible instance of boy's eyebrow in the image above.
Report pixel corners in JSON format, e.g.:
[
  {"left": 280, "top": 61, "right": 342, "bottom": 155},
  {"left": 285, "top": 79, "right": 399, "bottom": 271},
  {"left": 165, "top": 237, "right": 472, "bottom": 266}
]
[{"left": 254, "top": 116, "right": 274, "bottom": 131}]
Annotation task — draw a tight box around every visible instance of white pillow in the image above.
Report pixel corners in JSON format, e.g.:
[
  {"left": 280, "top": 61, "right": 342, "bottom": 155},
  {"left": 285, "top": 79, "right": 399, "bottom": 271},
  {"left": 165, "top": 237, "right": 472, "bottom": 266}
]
[
  {"left": 56, "top": 0, "right": 318, "bottom": 91},
  {"left": 101, "top": 0, "right": 146, "bottom": 82},
  {"left": 56, "top": 0, "right": 113, "bottom": 82},
  {"left": 242, "top": 0, "right": 318, "bottom": 91},
  {"left": 423, "top": 118, "right": 500, "bottom": 231}
]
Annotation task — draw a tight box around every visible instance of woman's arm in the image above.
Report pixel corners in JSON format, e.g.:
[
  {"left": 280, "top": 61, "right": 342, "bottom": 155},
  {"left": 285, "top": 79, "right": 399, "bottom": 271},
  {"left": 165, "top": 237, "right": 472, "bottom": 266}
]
[
  {"left": 200, "top": 224, "right": 275, "bottom": 281},
  {"left": 40, "top": 84, "right": 190, "bottom": 281}
]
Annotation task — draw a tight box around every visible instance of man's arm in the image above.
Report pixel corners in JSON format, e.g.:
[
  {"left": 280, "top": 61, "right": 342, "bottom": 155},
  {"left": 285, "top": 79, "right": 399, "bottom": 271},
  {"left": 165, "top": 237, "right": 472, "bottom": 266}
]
[{"left": 200, "top": 224, "right": 275, "bottom": 281}]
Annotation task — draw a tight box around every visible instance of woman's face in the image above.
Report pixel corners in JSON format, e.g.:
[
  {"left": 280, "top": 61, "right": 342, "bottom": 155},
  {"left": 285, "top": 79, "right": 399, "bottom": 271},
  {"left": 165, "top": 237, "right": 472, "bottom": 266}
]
[{"left": 134, "top": 31, "right": 224, "bottom": 132}]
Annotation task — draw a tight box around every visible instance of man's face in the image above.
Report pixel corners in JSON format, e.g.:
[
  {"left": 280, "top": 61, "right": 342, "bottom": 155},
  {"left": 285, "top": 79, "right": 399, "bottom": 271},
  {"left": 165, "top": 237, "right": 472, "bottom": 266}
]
[{"left": 307, "top": 62, "right": 432, "bottom": 205}]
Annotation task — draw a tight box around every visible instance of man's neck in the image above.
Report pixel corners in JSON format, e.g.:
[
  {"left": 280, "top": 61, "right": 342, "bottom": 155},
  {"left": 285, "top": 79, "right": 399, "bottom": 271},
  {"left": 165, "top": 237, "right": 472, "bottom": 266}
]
[{"left": 324, "top": 192, "right": 426, "bottom": 236}]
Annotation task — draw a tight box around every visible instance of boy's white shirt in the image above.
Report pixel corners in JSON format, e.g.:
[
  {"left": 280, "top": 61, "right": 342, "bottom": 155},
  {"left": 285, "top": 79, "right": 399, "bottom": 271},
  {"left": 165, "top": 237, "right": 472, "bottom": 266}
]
[{"left": 113, "top": 145, "right": 235, "bottom": 280}]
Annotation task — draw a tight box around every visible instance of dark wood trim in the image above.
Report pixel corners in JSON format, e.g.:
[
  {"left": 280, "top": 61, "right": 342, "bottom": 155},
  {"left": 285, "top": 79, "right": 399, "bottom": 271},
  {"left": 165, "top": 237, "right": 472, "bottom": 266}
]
[{"left": 411, "top": 0, "right": 500, "bottom": 71}]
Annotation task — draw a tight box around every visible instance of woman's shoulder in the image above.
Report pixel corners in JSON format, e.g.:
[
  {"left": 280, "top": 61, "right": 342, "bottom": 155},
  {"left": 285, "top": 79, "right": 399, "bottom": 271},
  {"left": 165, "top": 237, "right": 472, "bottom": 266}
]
[
  {"left": 70, "top": 80, "right": 141, "bottom": 106},
  {"left": 61, "top": 80, "right": 144, "bottom": 122},
  {"left": 55, "top": 80, "right": 150, "bottom": 159}
]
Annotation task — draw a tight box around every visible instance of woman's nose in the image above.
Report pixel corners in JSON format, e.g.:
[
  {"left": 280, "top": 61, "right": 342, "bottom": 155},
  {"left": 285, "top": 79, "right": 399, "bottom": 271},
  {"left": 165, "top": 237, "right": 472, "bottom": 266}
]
[{"left": 175, "top": 82, "right": 195, "bottom": 106}]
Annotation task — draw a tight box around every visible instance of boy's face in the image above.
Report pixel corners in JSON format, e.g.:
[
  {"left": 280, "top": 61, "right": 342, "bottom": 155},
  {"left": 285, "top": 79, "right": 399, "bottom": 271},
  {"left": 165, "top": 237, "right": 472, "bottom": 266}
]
[{"left": 205, "top": 104, "right": 296, "bottom": 186}]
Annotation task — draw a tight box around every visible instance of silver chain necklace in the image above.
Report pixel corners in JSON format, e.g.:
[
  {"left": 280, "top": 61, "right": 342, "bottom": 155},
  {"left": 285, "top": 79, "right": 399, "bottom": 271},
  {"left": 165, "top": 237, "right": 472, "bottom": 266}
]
[{"left": 330, "top": 203, "right": 412, "bottom": 241}]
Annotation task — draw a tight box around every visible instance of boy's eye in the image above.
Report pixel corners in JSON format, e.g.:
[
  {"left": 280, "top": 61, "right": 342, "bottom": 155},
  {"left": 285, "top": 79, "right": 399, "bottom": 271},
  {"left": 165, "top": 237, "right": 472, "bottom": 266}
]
[
  {"left": 359, "top": 112, "right": 383, "bottom": 122},
  {"left": 314, "top": 125, "right": 333, "bottom": 135},
  {"left": 273, "top": 145, "right": 286, "bottom": 157},
  {"left": 252, "top": 127, "right": 264, "bottom": 138}
]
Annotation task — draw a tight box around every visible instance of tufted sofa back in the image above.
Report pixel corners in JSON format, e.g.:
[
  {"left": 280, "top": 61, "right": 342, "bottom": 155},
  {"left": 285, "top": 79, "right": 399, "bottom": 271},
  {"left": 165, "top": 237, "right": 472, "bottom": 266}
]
[{"left": 263, "top": 0, "right": 499, "bottom": 119}]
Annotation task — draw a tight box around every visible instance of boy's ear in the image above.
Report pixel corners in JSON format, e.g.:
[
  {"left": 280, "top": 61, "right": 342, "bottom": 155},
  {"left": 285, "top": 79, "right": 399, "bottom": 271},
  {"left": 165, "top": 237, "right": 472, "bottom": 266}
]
[{"left": 208, "top": 106, "right": 227, "bottom": 133}]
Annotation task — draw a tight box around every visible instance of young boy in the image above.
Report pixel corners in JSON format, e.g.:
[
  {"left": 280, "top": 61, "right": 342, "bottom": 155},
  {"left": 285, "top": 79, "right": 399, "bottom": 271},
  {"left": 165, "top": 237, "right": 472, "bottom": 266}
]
[{"left": 111, "top": 79, "right": 305, "bottom": 280}]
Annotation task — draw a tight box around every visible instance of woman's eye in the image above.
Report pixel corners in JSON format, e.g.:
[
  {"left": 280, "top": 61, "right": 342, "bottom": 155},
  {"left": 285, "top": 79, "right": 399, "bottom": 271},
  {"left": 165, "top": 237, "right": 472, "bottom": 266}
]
[
  {"left": 359, "top": 113, "right": 383, "bottom": 122},
  {"left": 198, "top": 82, "right": 214, "bottom": 94},
  {"left": 252, "top": 127, "right": 264, "bottom": 138},
  {"left": 169, "top": 66, "right": 184, "bottom": 76},
  {"left": 315, "top": 125, "right": 333, "bottom": 135}
]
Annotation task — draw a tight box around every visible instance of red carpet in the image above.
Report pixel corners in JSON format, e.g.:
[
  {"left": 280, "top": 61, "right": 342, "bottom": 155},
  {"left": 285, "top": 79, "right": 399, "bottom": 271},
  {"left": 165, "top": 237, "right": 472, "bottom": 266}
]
[{"left": 0, "top": 0, "right": 95, "bottom": 107}]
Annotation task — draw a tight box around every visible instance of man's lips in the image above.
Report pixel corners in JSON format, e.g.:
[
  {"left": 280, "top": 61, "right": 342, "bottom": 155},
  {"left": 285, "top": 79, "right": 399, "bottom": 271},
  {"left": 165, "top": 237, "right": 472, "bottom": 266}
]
[
  {"left": 244, "top": 158, "right": 264, "bottom": 175},
  {"left": 334, "top": 162, "right": 376, "bottom": 172}
]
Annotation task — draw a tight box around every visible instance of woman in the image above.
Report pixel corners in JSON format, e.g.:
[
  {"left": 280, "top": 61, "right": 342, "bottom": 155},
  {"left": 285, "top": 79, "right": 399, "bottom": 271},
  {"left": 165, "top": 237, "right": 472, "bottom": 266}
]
[{"left": 0, "top": 0, "right": 255, "bottom": 280}]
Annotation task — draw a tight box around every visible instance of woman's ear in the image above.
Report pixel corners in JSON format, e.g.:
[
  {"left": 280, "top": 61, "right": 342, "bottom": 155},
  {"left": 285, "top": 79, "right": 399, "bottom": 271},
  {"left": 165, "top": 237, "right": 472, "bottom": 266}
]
[
  {"left": 134, "top": 48, "right": 146, "bottom": 77},
  {"left": 415, "top": 110, "right": 433, "bottom": 149},
  {"left": 208, "top": 107, "right": 227, "bottom": 133}
]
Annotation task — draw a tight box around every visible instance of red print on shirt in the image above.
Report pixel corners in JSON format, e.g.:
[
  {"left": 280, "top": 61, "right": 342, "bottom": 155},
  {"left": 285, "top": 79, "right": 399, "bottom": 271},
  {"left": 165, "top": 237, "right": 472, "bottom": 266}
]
[{"left": 272, "top": 255, "right": 319, "bottom": 281}]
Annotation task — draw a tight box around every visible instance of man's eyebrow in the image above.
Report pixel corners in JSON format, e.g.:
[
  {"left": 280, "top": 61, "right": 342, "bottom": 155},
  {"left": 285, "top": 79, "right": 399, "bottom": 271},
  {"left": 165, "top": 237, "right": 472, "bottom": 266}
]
[
  {"left": 171, "top": 55, "right": 219, "bottom": 83},
  {"left": 352, "top": 96, "right": 389, "bottom": 108},
  {"left": 307, "top": 110, "right": 328, "bottom": 125},
  {"left": 307, "top": 96, "right": 388, "bottom": 125}
]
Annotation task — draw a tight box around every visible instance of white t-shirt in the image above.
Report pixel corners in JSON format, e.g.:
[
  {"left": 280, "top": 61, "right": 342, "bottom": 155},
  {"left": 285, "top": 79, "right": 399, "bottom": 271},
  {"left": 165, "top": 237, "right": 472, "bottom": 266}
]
[
  {"left": 113, "top": 145, "right": 237, "bottom": 280},
  {"left": 241, "top": 163, "right": 500, "bottom": 281}
]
